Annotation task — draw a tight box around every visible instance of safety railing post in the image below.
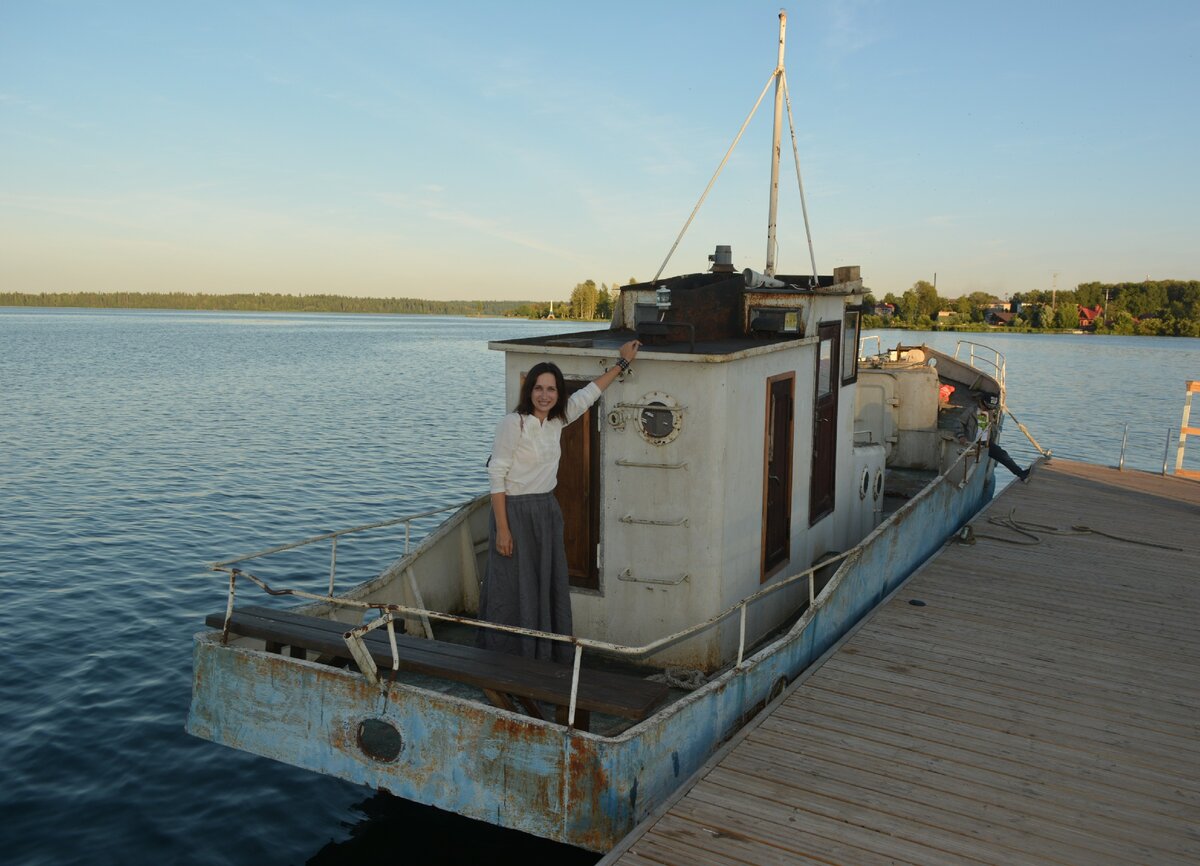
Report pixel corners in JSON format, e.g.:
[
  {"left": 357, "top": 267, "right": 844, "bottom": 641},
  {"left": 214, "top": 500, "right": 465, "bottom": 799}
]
[
  {"left": 737, "top": 603, "right": 747, "bottom": 666},
  {"left": 567, "top": 645, "right": 583, "bottom": 728},
  {"left": 328, "top": 536, "right": 338, "bottom": 596},
  {"left": 222, "top": 569, "right": 237, "bottom": 645},
  {"left": 1118, "top": 424, "right": 1129, "bottom": 471}
]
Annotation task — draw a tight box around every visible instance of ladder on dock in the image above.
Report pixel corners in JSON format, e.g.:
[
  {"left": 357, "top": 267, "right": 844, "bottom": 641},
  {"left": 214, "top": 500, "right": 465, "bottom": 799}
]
[{"left": 1176, "top": 379, "right": 1200, "bottom": 479}]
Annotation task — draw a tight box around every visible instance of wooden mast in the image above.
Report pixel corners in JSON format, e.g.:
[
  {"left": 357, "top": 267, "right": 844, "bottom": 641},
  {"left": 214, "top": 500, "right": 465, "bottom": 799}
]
[{"left": 764, "top": 10, "right": 787, "bottom": 276}]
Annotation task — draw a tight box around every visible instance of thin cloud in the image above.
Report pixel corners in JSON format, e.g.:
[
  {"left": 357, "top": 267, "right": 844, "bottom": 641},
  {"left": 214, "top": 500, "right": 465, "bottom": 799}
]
[{"left": 827, "top": 0, "right": 889, "bottom": 55}]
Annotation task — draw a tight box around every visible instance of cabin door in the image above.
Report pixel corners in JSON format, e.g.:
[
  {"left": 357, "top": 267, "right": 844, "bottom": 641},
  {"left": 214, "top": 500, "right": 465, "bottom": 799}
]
[
  {"left": 762, "top": 373, "right": 795, "bottom": 580},
  {"left": 556, "top": 381, "right": 600, "bottom": 590},
  {"left": 809, "top": 321, "right": 840, "bottom": 524}
]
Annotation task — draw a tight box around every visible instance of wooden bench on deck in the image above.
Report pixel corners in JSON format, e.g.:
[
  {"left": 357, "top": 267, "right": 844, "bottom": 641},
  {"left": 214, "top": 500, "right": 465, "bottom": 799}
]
[{"left": 205, "top": 605, "right": 669, "bottom": 731}]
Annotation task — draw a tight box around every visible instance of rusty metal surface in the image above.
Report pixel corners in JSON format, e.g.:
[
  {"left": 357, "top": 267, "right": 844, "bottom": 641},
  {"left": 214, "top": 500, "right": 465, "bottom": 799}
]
[{"left": 188, "top": 441, "right": 995, "bottom": 852}]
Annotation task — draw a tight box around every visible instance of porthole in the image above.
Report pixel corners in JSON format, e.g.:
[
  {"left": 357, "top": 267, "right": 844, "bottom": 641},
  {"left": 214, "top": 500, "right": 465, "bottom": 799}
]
[
  {"left": 858, "top": 468, "right": 870, "bottom": 500},
  {"left": 872, "top": 469, "right": 884, "bottom": 500},
  {"left": 357, "top": 718, "right": 403, "bottom": 762},
  {"left": 637, "top": 391, "right": 682, "bottom": 446}
]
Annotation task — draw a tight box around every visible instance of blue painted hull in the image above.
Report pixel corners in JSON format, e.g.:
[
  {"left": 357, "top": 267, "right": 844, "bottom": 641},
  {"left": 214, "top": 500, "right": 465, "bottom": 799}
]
[{"left": 187, "top": 453, "right": 992, "bottom": 851}]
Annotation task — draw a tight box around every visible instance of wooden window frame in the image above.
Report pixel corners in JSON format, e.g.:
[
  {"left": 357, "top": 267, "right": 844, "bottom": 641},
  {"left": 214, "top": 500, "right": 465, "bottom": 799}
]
[{"left": 761, "top": 371, "right": 796, "bottom": 581}]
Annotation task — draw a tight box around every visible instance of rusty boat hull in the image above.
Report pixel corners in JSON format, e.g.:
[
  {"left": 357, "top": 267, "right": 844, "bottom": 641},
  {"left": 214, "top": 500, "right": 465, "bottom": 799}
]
[{"left": 187, "top": 433, "right": 993, "bottom": 851}]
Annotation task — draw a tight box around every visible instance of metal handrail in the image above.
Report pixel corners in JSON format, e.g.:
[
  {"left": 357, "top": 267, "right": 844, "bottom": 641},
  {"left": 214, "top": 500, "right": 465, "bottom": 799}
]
[
  {"left": 207, "top": 501, "right": 472, "bottom": 596},
  {"left": 212, "top": 534, "right": 860, "bottom": 728},
  {"left": 953, "top": 340, "right": 1006, "bottom": 390}
]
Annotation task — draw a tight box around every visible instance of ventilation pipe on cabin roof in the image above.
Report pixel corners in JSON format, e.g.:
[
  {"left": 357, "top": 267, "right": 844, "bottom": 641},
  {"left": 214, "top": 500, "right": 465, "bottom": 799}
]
[
  {"left": 708, "top": 244, "right": 735, "bottom": 273},
  {"left": 743, "top": 268, "right": 786, "bottom": 289}
]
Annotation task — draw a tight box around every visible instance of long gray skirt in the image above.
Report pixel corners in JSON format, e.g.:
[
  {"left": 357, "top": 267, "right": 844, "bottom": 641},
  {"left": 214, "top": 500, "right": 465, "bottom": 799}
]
[{"left": 477, "top": 492, "right": 573, "bottom": 662}]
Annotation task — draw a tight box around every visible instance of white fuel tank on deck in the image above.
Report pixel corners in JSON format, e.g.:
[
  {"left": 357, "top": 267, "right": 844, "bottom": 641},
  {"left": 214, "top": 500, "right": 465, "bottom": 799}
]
[{"left": 855, "top": 362, "right": 941, "bottom": 470}]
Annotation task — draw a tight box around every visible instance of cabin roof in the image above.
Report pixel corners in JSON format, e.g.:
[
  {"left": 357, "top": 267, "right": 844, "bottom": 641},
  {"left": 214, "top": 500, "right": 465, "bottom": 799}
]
[{"left": 490, "top": 327, "right": 812, "bottom": 358}]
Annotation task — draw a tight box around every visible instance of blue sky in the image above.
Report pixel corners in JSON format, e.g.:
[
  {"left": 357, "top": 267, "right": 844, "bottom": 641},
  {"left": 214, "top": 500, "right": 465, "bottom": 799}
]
[{"left": 2, "top": 0, "right": 1198, "bottom": 301}]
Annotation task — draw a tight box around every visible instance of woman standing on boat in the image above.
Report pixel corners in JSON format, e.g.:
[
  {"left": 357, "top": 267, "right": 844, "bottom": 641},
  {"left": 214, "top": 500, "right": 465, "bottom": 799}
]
[{"left": 480, "top": 340, "right": 641, "bottom": 661}]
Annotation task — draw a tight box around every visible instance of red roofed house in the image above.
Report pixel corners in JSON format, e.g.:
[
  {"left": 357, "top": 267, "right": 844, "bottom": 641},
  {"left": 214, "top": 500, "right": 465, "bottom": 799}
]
[{"left": 1078, "top": 305, "right": 1104, "bottom": 330}]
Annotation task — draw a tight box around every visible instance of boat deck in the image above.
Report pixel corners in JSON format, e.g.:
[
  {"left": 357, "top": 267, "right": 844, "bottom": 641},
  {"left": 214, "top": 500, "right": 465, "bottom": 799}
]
[{"left": 601, "top": 459, "right": 1200, "bottom": 865}]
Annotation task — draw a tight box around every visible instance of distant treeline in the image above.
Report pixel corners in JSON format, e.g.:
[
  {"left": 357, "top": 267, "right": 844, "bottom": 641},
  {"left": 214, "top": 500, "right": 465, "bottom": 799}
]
[
  {"left": 864, "top": 279, "right": 1200, "bottom": 337},
  {"left": 0, "top": 291, "right": 531, "bottom": 317}
]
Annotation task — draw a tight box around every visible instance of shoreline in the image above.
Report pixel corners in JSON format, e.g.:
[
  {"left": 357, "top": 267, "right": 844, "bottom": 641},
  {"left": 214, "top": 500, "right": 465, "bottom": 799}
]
[
  {"left": 0, "top": 303, "right": 611, "bottom": 324},
  {"left": 3, "top": 296, "right": 1197, "bottom": 337}
]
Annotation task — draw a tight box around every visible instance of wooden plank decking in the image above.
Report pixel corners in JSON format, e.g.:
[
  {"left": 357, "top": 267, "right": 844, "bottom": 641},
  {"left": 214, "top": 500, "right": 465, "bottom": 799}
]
[{"left": 603, "top": 459, "right": 1200, "bottom": 865}]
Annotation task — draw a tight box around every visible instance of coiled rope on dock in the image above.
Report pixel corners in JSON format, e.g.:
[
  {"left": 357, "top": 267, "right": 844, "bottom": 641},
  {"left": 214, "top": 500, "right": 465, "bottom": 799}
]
[{"left": 958, "top": 508, "right": 1184, "bottom": 551}]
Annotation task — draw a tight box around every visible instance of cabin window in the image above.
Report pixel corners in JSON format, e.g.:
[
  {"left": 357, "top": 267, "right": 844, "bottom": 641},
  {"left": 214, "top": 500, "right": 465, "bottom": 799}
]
[
  {"left": 635, "top": 304, "right": 659, "bottom": 327},
  {"left": 817, "top": 337, "right": 834, "bottom": 398},
  {"left": 810, "top": 321, "right": 841, "bottom": 524},
  {"left": 842, "top": 309, "right": 860, "bottom": 385},
  {"left": 762, "top": 372, "right": 795, "bottom": 580},
  {"left": 748, "top": 306, "right": 804, "bottom": 336}
]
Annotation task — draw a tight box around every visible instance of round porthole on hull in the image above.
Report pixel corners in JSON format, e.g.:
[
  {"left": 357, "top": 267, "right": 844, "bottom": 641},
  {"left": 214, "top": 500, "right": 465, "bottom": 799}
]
[
  {"left": 637, "top": 391, "right": 682, "bottom": 445},
  {"left": 357, "top": 718, "right": 403, "bottom": 762}
]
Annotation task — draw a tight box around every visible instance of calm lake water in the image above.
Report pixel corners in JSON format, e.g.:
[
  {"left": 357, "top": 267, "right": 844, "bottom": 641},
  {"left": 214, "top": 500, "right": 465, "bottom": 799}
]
[{"left": 2, "top": 309, "right": 1198, "bottom": 865}]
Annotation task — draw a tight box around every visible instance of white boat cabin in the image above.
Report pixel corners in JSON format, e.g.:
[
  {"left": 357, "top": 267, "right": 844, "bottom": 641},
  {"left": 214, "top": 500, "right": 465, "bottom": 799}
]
[{"left": 489, "top": 248, "right": 883, "bottom": 671}]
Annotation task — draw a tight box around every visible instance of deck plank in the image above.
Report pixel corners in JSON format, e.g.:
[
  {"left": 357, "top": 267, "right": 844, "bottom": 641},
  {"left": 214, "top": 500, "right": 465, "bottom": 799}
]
[{"left": 604, "top": 460, "right": 1200, "bottom": 865}]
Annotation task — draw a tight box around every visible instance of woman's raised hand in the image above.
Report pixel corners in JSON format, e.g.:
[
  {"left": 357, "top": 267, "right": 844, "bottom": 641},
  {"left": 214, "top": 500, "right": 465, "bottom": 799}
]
[{"left": 619, "top": 339, "right": 641, "bottom": 363}]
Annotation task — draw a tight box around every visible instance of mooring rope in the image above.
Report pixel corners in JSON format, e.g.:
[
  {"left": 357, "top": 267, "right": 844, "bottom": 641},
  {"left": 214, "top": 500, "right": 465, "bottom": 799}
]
[
  {"left": 959, "top": 508, "right": 1183, "bottom": 551},
  {"left": 1003, "top": 405, "right": 1051, "bottom": 457}
]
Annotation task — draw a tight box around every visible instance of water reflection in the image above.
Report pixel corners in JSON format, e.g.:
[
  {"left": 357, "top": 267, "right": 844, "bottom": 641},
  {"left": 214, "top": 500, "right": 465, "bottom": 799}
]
[{"left": 306, "top": 792, "right": 599, "bottom": 866}]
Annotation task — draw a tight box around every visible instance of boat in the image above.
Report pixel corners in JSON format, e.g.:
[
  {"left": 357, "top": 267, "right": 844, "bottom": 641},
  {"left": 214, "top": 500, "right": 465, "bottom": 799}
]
[{"left": 187, "top": 12, "right": 1012, "bottom": 853}]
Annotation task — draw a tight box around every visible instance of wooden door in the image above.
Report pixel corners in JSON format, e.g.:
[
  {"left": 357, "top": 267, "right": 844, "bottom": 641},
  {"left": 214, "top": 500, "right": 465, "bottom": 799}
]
[
  {"left": 762, "top": 373, "right": 795, "bottom": 580},
  {"left": 809, "top": 321, "right": 840, "bottom": 524},
  {"left": 556, "top": 381, "right": 600, "bottom": 589}
]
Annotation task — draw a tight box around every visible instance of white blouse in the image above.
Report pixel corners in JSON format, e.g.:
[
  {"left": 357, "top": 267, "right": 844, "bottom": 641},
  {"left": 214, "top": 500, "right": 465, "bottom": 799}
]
[{"left": 487, "top": 382, "right": 602, "bottom": 495}]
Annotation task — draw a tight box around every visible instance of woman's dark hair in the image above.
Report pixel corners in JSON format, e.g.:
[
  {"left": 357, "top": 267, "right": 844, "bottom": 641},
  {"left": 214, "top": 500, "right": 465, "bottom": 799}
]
[{"left": 516, "top": 362, "right": 568, "bottom": 421}]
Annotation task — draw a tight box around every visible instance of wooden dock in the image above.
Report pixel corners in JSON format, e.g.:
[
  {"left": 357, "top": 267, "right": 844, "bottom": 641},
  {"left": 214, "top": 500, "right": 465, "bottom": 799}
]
[{"left": 602, "top": 459, "right": 1200, "bottom": 866}]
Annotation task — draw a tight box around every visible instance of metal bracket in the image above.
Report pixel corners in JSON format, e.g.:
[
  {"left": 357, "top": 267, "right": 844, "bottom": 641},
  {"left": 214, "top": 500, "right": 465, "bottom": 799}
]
[
  {"left": 617, "top": 568, "right": 690, "bottom": 586},
  {"left": 616, "top": 459, "right": 688, "bottom": 469},
  {"left": 620, "top": 514, "right": 688, "bottom": 527}
]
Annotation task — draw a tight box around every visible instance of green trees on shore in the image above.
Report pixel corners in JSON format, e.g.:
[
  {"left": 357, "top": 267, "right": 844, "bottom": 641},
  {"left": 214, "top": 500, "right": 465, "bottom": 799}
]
[
  {"left": 0, "top": 282, "right": 629, "bottom": 322},
  {"left": 6, "top": 278, "right": 1198, "bottom": 336},
  {"left": 0, "top": 291, "right": 528, "bottom": 317},
  {"left": 504, "top": 281, "right": 619, "bottom": 321},
  {"left": 864, "top": 279, "right": 1200, "bottom": 337}
]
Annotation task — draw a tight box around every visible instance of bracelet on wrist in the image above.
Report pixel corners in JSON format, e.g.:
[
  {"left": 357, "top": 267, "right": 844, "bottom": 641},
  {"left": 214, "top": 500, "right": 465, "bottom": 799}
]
[{"left": 615, "top": 357, "right": 630, "bottom": 372}]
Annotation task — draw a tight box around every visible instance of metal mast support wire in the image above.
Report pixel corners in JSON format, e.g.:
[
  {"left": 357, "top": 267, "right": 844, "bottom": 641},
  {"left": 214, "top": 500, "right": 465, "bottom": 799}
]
[
  {"left": 652, "top": 12, "right": 818, "bottom": 286},
  {"left": 651, "top": 70, "right": 777, "bottom": 284},
  {"left": 782, "top": 70, "right": 818, "bottom": 286}
]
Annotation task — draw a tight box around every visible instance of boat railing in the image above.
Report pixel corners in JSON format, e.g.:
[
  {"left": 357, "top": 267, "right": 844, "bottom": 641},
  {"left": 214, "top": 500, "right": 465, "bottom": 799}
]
[
  {"left": 953, "top": 340, "right": 1006, "bottom": 390},
  {"left": 208, "top": 502, "right": 467, "bottom": 598},
  {"left": 207, "top": 504, "right": 861, "bottom": 728},
  {"left": 859, "top": 334, "right": 882, "bottom": 359}
]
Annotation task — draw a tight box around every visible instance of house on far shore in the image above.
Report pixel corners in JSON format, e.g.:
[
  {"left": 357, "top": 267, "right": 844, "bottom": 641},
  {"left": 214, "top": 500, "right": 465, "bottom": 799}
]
[
  {"left": 1078, "top": 304, "right": 1104, "bottom": 330},
  {"left": 936, "top": 310, "right": 957, "bottom": 324},
  {"left": 874, "top": 302, "right": 895, "bottom": 318},
  {"left": 985, "top": 309, "right": 1015, "bottom": 326}
]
